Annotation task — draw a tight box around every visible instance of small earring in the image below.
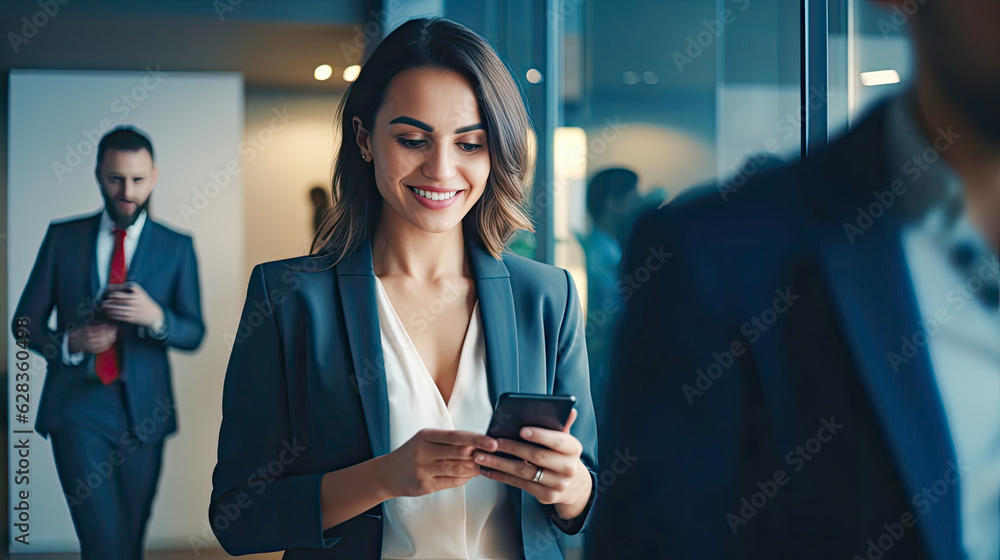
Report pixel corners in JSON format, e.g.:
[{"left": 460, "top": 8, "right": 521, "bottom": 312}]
[{"left": 362, "top": 152, "right": 370, "bottom": 162}]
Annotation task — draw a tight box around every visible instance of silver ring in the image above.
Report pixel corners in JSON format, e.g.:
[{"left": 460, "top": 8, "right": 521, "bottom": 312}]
[{"left": 532, "top": 467, "right": 544, "bottom": 483}]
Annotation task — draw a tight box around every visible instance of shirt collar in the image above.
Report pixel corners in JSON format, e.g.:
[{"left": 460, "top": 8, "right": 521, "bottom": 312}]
[
  {"left": 100, "top": 207, "right": 147, "bottom": 238},
  {"left": 886, "top": 93, "right": 998, "bottom": 288}
]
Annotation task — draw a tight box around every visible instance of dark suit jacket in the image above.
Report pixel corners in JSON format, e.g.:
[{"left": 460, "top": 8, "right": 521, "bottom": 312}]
[
  {"left": 210, "top": 226, "right": 599, "bottom": 559},
  {"left": 12, "top": 211, "right": 205, "bottom": 441},
  {"left": 589, "top": 103, "right": 962, "bottom": 559}
]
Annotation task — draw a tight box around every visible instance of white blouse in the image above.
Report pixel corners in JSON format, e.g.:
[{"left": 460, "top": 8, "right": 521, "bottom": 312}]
[{"left": 375, "top": 277, "right": 518, "bottom": 559}]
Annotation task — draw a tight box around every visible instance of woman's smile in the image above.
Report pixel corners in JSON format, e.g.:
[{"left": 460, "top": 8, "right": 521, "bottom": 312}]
[{"left": 406, "top": 185, "right": 464, "bottom": 208}]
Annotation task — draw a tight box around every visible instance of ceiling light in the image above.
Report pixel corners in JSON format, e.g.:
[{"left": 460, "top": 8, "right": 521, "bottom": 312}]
[
  {"left": 343, "top": 65, "right": 361, "bottom": 82},
  {"left": 314, "top": 64, "right": 333, "bottom": 81},
  {"left": 860, "top": 70, "right": 900, "bottom": 87}
]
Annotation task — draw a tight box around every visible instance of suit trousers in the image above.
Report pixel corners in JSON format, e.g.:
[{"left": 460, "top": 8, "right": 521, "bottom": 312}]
[{"left": 49, "top": 378, "right": 165, "bottom": 560}]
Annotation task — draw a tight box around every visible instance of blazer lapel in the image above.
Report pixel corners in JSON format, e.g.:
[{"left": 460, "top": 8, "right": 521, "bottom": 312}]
[
  {"left": 127, "top": 214, "right": 156, "bottom": 286},
  {"left": 335, "top": 239, "right": 390, "bottom": 458},
  {"left": 88, "top": 212, "right": 102, "bottom": 295},
  {"left": 465, "top": 224, "right": 520, "bottom": 405},
  {"left": 462, "top": 224, "right": 528, "bottom": 532},
  {"left": 818, "top": 226, "right": 960, "bottom": 560},
  {"left": 811, "top": 109, "right": 961, "bottom": 559}
]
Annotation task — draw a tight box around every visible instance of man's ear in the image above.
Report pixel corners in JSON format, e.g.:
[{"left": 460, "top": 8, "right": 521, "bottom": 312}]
[{"left": 353, "top": 116, "right": 372, "bottom": 159}]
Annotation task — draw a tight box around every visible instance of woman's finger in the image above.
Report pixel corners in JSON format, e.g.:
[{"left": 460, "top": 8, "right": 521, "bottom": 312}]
[
  {"left": 492, "top": 439, "right": 578, "bottom": 476},
  {"left": 427, "top": 442, "right": 477, "bottom": 460},
  {"left": 433, "top": 459, "right": 480, "bottom": 478},
  {"left": 562, "top": 408, "right": 578, "bottom": 433},
  {"left": 473, "top": 451, "right": 537, "bottom": 480},
  {"left": 418, "top": 428, "right": 498, "bottom": 452},
  {"left": 479, "top": 467, "right": 566, "bottom": 505},
  {"left": 517, "top": 425, "right": 583, "bottom": 457}
]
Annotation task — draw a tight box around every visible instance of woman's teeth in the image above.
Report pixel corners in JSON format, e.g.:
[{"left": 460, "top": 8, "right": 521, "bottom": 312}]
[{"left": 409, "top": 187, "right": 458, "bottom": 201}]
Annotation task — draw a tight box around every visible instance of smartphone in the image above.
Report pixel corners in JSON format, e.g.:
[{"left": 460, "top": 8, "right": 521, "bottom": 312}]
[
  {"left": 92, "top": 282, "right": 135, "bottom": 323},
  {"left": 486, "top": 393, "right": 576, "bottom": 460}
]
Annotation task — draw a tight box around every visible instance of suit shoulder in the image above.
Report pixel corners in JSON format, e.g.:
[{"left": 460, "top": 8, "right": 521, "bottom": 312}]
[
  {"left": 48, "top": 212, "right": 101, "bottom": 232},
  {"left": 255, "top": 254, "right": 336, "bottom": 284},
  {"left": 148, "top": 218, "right": 195, "bottom": 244},
  {"left": 658, "top": 102, "right": 888, "bottom": 234},
  {"left": 671, "top": 160, "right": 806, "bottom": 219},
  {"left": 629, "top": 159, "right": 811, "bottom": 253},
  {"left": 501, "top": 252, "right": 567, "bottom": 282},
  {"left": 500, "top": 252, "right": 572, "bottom": 299}
]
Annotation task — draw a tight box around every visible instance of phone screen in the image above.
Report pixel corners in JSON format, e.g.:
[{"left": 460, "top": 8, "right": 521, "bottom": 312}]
[{"left": 486, "top": 393, "right": 576, "bottom": 459}]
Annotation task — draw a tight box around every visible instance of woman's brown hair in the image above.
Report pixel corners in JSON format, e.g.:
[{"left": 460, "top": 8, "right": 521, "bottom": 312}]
[{"left": 311, "top": 17, "right": 534, "bottom": 262}]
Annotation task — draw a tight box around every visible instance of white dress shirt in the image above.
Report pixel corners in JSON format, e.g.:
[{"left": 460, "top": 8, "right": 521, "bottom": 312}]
[
  {"left": 61, "top": 209, "right": 165, "bottom": 367},
  {"left": 375, "top": 277, "right": 517, "bottom": 559},
  {"left": 888, "top": 95, "right": 1000, "bottom": 560}
]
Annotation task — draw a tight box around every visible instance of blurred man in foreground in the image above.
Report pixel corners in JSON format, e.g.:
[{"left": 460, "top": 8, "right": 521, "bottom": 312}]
[{"left": 590, "top": 1, "right": 999, "bottom": 558}]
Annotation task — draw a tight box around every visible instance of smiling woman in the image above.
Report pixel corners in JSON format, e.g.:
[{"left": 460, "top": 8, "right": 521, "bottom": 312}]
[
  {"left": 355, "top": 67, "right": 492, "bottom": 235},
  {"left": 210, "top": 17, "right": 598, "bottom": 560},
  {"left": 312, "top": 17, "right": 533, "bottom": 260}
]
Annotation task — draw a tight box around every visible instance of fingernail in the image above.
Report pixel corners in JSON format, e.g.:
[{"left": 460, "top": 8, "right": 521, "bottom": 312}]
[
  {"left": 522, "top": 428, "right": 533, "bottom": 438},
  {"left": 475, "top": 454, "right": 485, "bottom": 462}
]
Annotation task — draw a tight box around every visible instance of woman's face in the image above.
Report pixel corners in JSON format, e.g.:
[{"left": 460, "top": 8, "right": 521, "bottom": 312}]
[{"left": 356, "top": 67, "right": 490, "bottom": 235}]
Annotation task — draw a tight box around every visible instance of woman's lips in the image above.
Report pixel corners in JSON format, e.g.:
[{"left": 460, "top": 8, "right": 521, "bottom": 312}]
[{"left": 407, "top": 186, "right": 462, "bottom": 209}]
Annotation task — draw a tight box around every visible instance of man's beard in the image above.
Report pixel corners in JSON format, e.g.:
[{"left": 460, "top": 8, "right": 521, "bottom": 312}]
[
  {"left": 102, "top": 190, "right": 150, "bottom": 228},
  {"left": 917, "top": 9, "right": 1000, "bottom": 146},
  {"left": 935, "top": 66, "right": 1000, "bottom": 147}
]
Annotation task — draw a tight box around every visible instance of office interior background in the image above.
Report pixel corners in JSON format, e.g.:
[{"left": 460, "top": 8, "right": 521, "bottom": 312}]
[{"left": 1, "top": 0, "right": 909, "bottom": 557}]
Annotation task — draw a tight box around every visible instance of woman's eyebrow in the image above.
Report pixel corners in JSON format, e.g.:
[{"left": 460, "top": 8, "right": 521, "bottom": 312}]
[
  {"left": 388, "top": 116, "right": 433, "bottom": 132},
  {"left": 388, "top": 116, "right": 484, "bottom": 134},
  {"left": 455, "top": 123, "right": 484, "bottom": 133}
]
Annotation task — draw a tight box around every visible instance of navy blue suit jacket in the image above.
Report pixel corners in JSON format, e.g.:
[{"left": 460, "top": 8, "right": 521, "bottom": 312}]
[
  {"left": 210, "top": 227, "right": 599, "bottom": 559},
  {"left": 13, "top": 211, "right": 205, "bottom": 441},
  {"left": 590, "top": 103, "right": 961, "bottom": 559}
]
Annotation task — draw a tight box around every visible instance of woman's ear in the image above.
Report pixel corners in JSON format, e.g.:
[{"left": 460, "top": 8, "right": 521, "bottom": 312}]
[{"left": 353, "top": 116, "right": 372, "bottom": 160}]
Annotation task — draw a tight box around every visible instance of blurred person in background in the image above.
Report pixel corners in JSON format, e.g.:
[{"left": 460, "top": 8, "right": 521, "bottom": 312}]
[
  {"left": 12, "top": 127, "right": 205, "bottom": 560},
  {"left": 590, "top": 0, "right": 999, "bottom": 558},
  {"left": 582, "top": 167, "right": 639, "bottom": 423},
  {"left": 311, "top": 184, "right": 332, "bottom": 235},
  {"left": 210, "top": 18, "right": 597, "bottom": 559}
]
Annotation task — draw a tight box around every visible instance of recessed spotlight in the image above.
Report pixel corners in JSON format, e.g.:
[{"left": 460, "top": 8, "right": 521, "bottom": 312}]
[
  {"left": 314, "top": 64, "right": 333, "bottom": 81},
  {"left": 526, "top": 68, "right": 543, "bottom": 84},
  {"left": 860, "top": 70, "right": 901, "bottom": 86},
  {"left": 343, "top": 65, "right": 361, "bottom": 82}
]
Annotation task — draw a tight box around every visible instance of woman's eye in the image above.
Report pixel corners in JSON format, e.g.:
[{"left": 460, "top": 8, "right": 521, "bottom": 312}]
[
  {"left": 396, "top": 137, "right": 426, "bottom": 149},
  {"left": 458, "top": 142, "right": 482, "bottom": 153}
]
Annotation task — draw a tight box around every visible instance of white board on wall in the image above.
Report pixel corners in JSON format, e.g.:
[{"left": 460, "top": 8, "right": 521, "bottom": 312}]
[{"left": 7, "top": 69, "right": 245, "bottom": 552}]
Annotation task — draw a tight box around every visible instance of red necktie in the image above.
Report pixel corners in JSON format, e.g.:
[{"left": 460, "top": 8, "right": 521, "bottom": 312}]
[{"left": 95, "top": 228, "right": 126, "bottom": 384}]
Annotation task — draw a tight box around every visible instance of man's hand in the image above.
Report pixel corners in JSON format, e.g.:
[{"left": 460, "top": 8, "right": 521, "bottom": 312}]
[
  {"left": 102, "top": 283, "right": 164, "bottom": 328},
  {"left": 67, "top": 323, "right": 118, "bottom": 354}
]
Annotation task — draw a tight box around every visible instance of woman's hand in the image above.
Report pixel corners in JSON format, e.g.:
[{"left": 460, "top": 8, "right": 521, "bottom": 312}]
[
  {"left": 380, "top": 428, "right": 499, "bottom": 499},
  {"left": 474, "top": 409, "right": 594, "bottom": 520}
]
